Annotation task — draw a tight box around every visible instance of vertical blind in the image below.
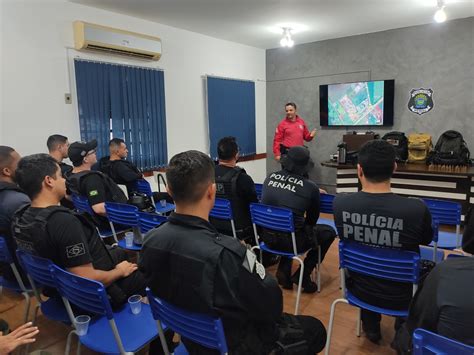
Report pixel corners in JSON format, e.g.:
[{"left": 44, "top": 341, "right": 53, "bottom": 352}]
[
  {"left": 74, "top": 59, "right": 168, "bottom": 170},
  {"left": 206, "top": 77, "right": 256, "bottom": 159}
]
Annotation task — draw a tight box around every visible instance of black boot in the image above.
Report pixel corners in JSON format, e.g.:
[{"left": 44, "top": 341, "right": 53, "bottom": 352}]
[
  {"left": 291, "top": 267, "right": 318, "bottom": 293},
  {"left": 276, "top": 258, "right": 293, "bottom": 290}
]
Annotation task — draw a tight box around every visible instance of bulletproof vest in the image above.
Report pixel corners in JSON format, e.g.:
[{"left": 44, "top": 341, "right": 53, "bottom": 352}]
[
  {"left": 66, "top": 170, "right": 127, "bottom": 204},
  {"left": 214, "top": 167, "right": 251, "bottom": 232},
  {"left": 0, "top": 181, "right": 23, "bottom": 194},
  {"left": 12, "top": 205, "right": 115, "bottom": 270}
]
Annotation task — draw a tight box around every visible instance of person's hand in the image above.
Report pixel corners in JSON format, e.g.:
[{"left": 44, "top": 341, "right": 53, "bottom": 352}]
[
  {"left": 0, "top": 322, "right": 39, "bottom": 354},
  {"left": 310, "top": 129, "right": 317, "bottom": 138},
  {"left": 275, "top": 155, "right": 281, "bottom": 161},
  {"left": 115, "top": 261, "right": 138, "bottom": 277},
  {"left": 319, "top": 188, "right": 327, "bottom": 194}
]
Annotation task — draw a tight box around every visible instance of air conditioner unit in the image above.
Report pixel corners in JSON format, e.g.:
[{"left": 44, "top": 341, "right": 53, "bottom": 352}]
[{"left": 73, "top": 21, "right": 162, "bottom": 61}]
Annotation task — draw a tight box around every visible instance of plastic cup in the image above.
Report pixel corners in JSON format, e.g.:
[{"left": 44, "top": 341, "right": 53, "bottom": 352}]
[
  {"left": 125, "top": 232, "right": 134, "bottom": 247},
  {"left": 128, "top": 295, "right": 142, "bottom": 315},
  {"left": 160, "top": 199, "right": 167, "bottom": 207},
  {"left": 74, "top": 315, "right": 91, "bottom": 336}
]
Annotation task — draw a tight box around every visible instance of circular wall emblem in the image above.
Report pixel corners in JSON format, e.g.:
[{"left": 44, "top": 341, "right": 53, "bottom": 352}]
[{"left": 408, "top": 88, "right": 434, "bottom": 115}]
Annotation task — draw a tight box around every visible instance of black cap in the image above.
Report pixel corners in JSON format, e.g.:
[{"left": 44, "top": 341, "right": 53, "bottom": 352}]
[
  {"left": 281, "top": 146, "right": 314, "bottom": 175},
  {"left": 68, "top": 139, "right": 97, "bottom": 166}
]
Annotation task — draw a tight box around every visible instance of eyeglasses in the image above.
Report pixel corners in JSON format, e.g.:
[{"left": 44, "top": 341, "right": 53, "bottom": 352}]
[{"left": 86, "top": 149, "right": 97, "bottom": 156}]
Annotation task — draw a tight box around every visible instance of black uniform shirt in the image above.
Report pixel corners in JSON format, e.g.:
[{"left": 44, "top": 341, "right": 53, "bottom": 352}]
[
  {"left": 59, "top": 162, "right": 73, "bottom": 178},
  {"left": 139, "top": 212, "right": 282, "bottom": 353},
  {"left": 215, "top": 165, "right": 257, "bottom": 205},
  {"left": 333, "top": 192, "right": 433, "bottom": 308}
]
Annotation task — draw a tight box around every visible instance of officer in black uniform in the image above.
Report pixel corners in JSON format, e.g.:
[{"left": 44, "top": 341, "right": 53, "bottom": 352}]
[
  {"left": 261, "top": 146, "right": 336, "bottom": 293},
  {"left": 47, "top": 134, "right": 73, "bottom": 177},
  {"left": 211, "top": 136, "right": 258, "bottom": 240},
  {"left": 12, "top": 154, "right": 145, "bottom": 306},
  {"left": 140, "top": 150, "right": 327, "bottom": 354},
  {"left": 66, "top": 140, "right": 128, "bottom": 228}
]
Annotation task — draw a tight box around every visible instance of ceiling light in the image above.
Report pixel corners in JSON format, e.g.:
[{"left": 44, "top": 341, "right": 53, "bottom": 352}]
[
  {"left": 280, "top": 28, "right": 294, "bottom": 48},
  {"left": 434, "top": 0, "right": 447, "bottom": 23}
]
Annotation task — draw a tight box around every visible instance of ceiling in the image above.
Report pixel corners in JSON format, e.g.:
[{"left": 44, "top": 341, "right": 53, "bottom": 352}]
[{"left": 71, "top": 0, "right": 474, "bottom": 49}]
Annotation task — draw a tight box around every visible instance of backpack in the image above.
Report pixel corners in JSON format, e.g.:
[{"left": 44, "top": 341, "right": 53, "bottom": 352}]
[
  {"left": 66, "top": 171, "right": 127, "bottom": 204},
  {"left": 408, "top": 133, "right": 432, "bottom": 163},
  {"left": 382, "top": 132, "right": 408, "bottom": 162},
  {"left": 427, "top": 130, "right": 470, "bottom": 166}
]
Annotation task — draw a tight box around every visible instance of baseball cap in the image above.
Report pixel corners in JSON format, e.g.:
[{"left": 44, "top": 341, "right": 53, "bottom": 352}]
[
  {"left": 68, "top": 139, "right": 98, "bottom": 167},
  {"left": 281, "top": 146, "right": 314, "bottom": 175}
]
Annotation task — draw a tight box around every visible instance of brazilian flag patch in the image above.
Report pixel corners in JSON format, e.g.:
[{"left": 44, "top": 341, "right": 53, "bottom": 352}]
[{"left": 89, "top": 190, "right": 99, "bottom": 197}]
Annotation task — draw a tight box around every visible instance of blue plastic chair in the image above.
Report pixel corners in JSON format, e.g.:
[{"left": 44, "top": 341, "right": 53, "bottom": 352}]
[
  {"left": 105, "top": 202, "right": 140, "bottom": 249},
  {"left": 317, "top": 193, "right": 337, "bottom": 231},
  {"left": 254, "top": 183, "right": 263, "bottom": 202},
  {"left": 137, "top": 211, "right": 167, "bottom": 234},
  {"left": 413, "top": 328, "right": 474, "bottom": 354},
  {"left": 420, "top": 245, "right": 445, "bottom": 263},
  {"left": 146, "top": 288, "right": 228, "bottom": 355},
  {"left": 16, "top": 250, "right": 70, "bottom": 324},
  {"left": 0, "top": 236, "right": 31, "bottom": 323},
  {"left": 423, "top": 198, "right": 462, "bottom": 249},
  {"left": 71, "top": 194, "right": 119, "bottom": 240},
  {"left": 50, "top": 264, "right": 158, "bottom": 354},
  {"left": 210, "top": 198, "right": 237, "bottom": 238},
  {"left": 325, "top": 240, "right": 420, "bottom": 355},
  {"left": 250, "top": 202, "right": 321, "bottom": 314}
]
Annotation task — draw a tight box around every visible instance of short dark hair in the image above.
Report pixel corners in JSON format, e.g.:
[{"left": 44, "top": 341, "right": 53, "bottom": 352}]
[
  {"left": 358, "top": 140, "right": 396, "bottom": 183},
  {"left": 16, "top": 154, "right": 60, "bottom": 199},
  {"left": 0, "top": 146, "right": 15, "bottom": 171},
  {"left": 47, "top": 135, "right": 68, "bottom": 152},
  {"left": 285, "top": 102, "right": 297, "bottom": 109},
  {"left": 217, "top": 136, "right": 239, "bottom": 160},
  {"left": 109, "top": 138, "right": 125, "bottom": 148},
  {"left": 166, "top": 150, "right": 215, "bottom": 204}
]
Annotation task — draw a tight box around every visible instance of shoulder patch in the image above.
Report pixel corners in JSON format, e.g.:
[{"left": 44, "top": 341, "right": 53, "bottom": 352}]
[
  {"left": 255, "top": 260, "right": 266, "bottom": 280},
  {"left": 89, "top": 190, "right": 99, "bottom": 197},
  {"left": 66, "top": 243, "right": 86, "bottom": 258}
]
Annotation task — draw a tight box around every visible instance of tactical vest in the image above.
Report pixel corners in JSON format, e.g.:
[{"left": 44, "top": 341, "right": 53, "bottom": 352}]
[
  {"left": 66, "top": 170, "right": 127, "bottom": 204},
  {"left": 12, "top": 205, "right": 115, "bottom": 271},
  {"left": 0, "top": 182, "right": 26, "bottom": 235},
  {"left": 214, "top": 167, "right": 252, "bottom": 234}
]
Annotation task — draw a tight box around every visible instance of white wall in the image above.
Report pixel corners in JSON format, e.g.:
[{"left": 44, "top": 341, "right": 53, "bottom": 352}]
[{"left": 1, "top": 0, "right": 266, "bottom": 176}]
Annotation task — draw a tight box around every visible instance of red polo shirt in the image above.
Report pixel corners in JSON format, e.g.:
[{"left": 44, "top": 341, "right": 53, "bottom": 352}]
[{"left": 272, "top": 115, "right": 314, "bottom": 157}]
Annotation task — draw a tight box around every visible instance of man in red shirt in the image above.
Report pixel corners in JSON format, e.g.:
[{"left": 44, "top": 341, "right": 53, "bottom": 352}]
[{"left": 273, "top": 102, "right": 317, "bottom": 161}]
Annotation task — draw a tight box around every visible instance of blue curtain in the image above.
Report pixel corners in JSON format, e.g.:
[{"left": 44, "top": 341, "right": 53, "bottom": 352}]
[
  {"left": 207, "top": 77, "right": 256, "bottom": 159},
  {"left": 74, "top": 59, "right": 167, "bottom": 170}
]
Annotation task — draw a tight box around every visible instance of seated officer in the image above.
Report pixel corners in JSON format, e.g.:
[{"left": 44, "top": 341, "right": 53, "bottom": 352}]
[
  {"left": 12, "top": 154, "right": 145, "bottom": 306},
  {"left": 333, "top": 140, "right": 433, "bottom": 344},
  {"left": 47, "top": 134, "right": 72, "bottom": 177},
  {"left": 211, "top": 136, "right": 258, "bottom": 240},
  {"left": 0, "top": 146, "right": 30, "bottom": 282},
  {"left": 140, "top": 150, "right": 327, "bottom": 354},
  {"left": 66, "top": 140, "right": 128, "bottom": 228},
  {"left": 261, "top": 146, "right": 336, "bottom": 293}
]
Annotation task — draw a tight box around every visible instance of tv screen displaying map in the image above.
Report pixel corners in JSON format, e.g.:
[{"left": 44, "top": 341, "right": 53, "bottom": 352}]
[{"left": 320, "top": 80, "right": 394, "bottom": 127}]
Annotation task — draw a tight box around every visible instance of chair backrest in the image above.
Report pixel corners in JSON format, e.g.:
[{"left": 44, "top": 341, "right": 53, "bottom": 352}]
[
  {"left": 71, "top": 194, "right": 94, "bottom": 215},
  {"left": 105, "top": 202, "right": 139, "bottom": 226},
  {"left": 254, "top": 183, "right": 263, "bottom": 202},
  {"left": 134, "top": 179, "right": 153, "bottom": 197},
  {"left": 16, "top": 250, "right": 55, "bottom": 288},
  {"left": 0, "top": 235, "right": 13, "bottom": 264},
  {"left": 422, "top": 198, "right": 461, "bottom": 226},
  {"left": 210, "top": 198, "right": 234, "bottom": 221},
  {"left": 446, "top": 253, "right": 467, "bottom": 259},
  {"left": 137, "top": 212, "right": 167, "bottom": 234},
  {"left": 413, "top": 328, "right": 474, "bottom": 354},
  {"left": 49, "top": 264, "right": 113, "bottom": 318},
  {"left": 320, "top": 193, "right": 336, "bottom": 214},
  {"left": 146, "top": 288, "right": 228, "bottom": 354},
  {"left": 339, "top": 240, "right": 420, "bottom": 285}
]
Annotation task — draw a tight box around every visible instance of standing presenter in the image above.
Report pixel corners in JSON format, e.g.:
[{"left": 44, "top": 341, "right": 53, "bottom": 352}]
[{"left": 272, "top": 102, "right": 317, "bottom": 161}]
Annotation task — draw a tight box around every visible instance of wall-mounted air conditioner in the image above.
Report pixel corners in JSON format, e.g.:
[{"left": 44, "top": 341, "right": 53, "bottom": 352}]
[{"left": 73, "top": 21, "right": 162, "bottom": 61}]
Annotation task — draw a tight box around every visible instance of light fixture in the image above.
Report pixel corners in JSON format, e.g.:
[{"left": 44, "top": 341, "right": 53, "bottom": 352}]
[
  {"left": 280, "top": 27, "right": 294, "bottom": 48},
  {"left": 434, "top": 0, "right": 447, "bottom": 23}
]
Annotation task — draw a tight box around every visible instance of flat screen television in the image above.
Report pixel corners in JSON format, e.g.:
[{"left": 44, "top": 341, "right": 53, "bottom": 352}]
[{"left": 320, "top": 79, "right": 394, "bottom": 127}]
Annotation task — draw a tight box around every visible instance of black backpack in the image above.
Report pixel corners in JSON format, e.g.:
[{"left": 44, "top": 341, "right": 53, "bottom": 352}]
[
  {"left": 427, "top": 130, "right": 470, "bottom": 166},
  {"left": 382, "top": 131, "right": 408, "bottom": 162}
]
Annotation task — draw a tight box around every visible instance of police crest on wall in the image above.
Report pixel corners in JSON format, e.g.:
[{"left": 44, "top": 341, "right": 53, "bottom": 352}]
[{"left": 408, "top": 88, "right": 434, "bottom": 115}]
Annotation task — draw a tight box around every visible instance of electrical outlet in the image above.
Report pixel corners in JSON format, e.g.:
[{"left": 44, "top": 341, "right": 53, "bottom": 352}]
[{"left": 65, "top": 93, "right": 72, "bottom": 104}]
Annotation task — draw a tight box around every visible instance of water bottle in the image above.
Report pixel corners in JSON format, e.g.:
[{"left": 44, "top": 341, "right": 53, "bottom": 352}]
[{"left": 338, "top": 142, "right": 347, "bottom": 164}]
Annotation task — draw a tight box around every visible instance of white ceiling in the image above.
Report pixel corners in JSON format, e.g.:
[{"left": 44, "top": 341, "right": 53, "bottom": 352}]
[{"left": 71, "top": 0, "right": 474, "bottom": 49}]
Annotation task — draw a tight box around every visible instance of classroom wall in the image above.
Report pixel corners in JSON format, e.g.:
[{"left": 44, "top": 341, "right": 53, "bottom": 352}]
[
  {"left": 1, "top": 0, "right": 267, "bottom": 179},
  {"left": 266, "top": 17, "right": 474, "bottom": 190}
]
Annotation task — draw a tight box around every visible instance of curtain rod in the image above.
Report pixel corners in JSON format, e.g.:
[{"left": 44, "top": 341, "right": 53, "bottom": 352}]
[
  {"left": 204, "top": 74, "right": 265, "bottom": 83},
  {"left": 69, "top": 50, "right": 164, "bottom": 71}
]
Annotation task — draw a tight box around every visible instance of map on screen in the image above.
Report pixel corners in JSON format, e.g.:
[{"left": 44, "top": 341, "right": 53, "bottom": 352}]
[{"left": 328, "top": 81, "right": 385, "bottom": 126}]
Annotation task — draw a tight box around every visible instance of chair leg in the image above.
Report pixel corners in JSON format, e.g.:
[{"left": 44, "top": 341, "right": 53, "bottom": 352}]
[
  {"left": 22, "top": 292, "right": 31, "bottom": 324},
  {"left": 293, "top": 257, "right": 304, "bottom": 315},
  {"left": 317, "top": 246, "right": 321, "bottom": 293},
  {"left": 76, "top": 337, "right": 81, "bottom": 355},
  {"left": 324, "top": 298, "right": 348, "bottom": 355},
  {"left": 356, "top": 308, "right": 362, "bottom": 337},
  {"left": 65, "top": 330, "right": 75, "bottom": 355}
]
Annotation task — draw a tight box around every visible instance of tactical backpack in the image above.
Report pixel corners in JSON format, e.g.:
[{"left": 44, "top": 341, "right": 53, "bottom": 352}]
[
  {"left": 382, "top": 132, "right": 408, "bottom": 162},
  {"left": 408, "top": 133, "right": 432, "bottom": 163},
  {"left": 66, "top": 171, "right": 127, "bottom": 204},
  {"left": 427, "top": 130, "right": 470, "bottom": 166}
]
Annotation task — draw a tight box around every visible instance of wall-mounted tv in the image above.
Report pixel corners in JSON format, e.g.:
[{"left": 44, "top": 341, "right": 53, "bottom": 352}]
[{"left": 320, "top": 79, "right": 394, "bottom": 127}]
